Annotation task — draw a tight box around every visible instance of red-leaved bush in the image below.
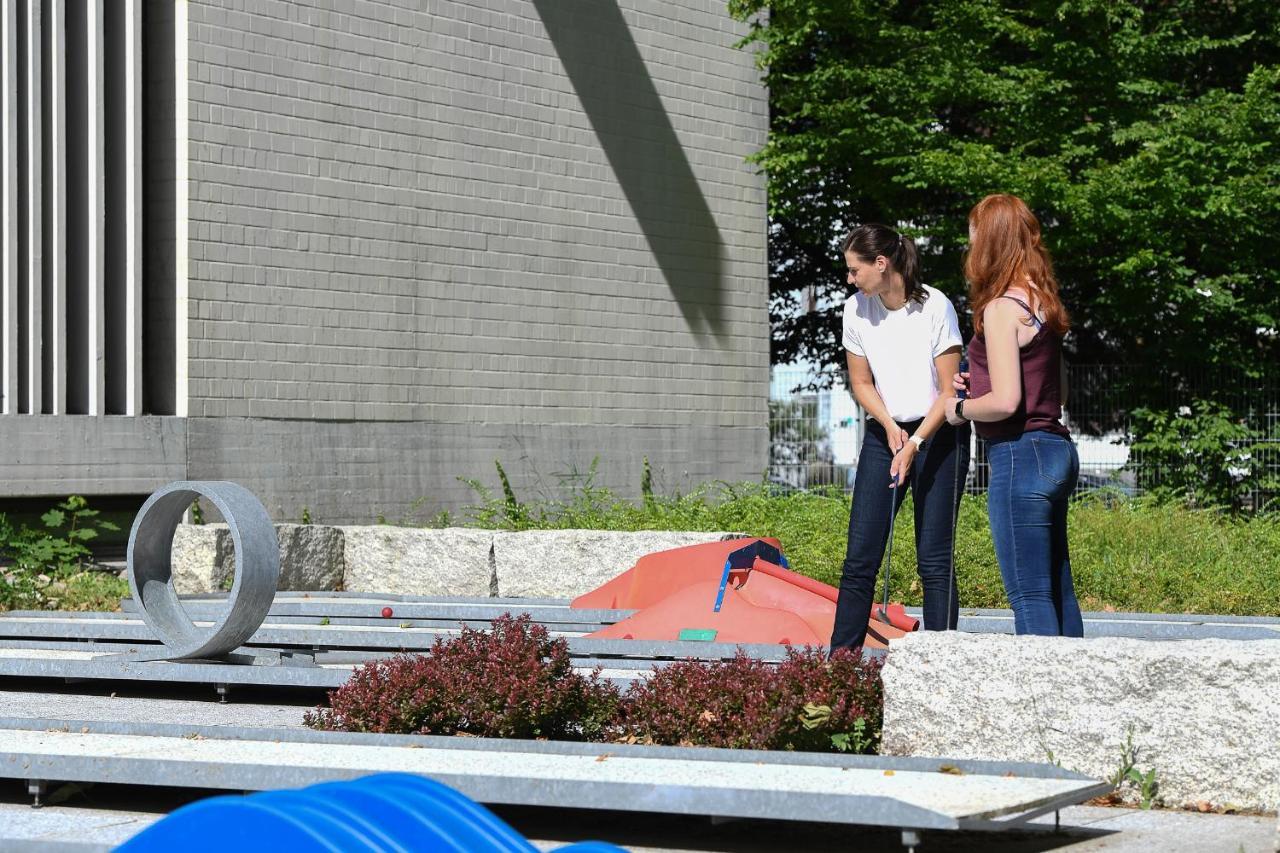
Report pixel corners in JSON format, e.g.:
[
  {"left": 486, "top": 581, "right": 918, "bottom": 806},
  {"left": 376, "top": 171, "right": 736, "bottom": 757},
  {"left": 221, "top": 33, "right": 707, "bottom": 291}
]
[
  {"left": 304, "top": 613, "right": 620, "bottom": 740},
  {"left": 618, "top": 647, "right": 882, "bottom": 752},
  {"left": 305, "top": 616, "right": 883, "bottom": 754}
]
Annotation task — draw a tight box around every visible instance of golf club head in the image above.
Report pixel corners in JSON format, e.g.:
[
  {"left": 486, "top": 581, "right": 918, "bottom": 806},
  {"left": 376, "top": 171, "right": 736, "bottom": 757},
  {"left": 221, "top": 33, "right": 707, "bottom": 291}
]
[{"left": 871, "top": 602, "right": 920, "bottom": 632}]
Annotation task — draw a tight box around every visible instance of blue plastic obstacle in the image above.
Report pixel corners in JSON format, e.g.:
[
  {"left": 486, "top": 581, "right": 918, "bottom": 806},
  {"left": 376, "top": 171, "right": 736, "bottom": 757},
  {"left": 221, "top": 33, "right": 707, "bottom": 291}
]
[{"left": 116, "top": 772, "right": 627, "bottom": 852}]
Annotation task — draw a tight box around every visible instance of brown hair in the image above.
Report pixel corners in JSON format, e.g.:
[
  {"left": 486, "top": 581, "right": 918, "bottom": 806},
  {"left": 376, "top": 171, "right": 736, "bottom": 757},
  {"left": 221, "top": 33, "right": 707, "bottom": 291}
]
[
  {"left": 964, "top": 194, "right": 1069, "bottom": 336},
  {"left": 841, "top": 224, "right": 927, "bottom": 305}
]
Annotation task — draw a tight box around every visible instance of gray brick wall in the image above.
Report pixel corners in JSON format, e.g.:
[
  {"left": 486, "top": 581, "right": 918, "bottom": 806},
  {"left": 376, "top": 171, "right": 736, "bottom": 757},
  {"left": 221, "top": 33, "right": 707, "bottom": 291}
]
[
  {"left": 180, "top": 0, "right": 769, "bottom": 511},
  {"left": 185, "top": 0, "right": 767, "bottom": 424},
  {"left": 0, "top": 0, "right": 769, "bottom": 520}
]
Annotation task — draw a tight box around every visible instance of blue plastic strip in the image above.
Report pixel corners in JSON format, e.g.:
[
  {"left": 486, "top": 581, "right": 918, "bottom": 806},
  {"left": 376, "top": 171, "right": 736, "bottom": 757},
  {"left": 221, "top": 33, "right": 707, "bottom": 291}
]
[
  {"left": 712, "top": 559, "right": 733, "bottom": 613},
  {"left": 713, "top": 540, "right": 791, "bottom": 612},
  {"left": 117, "top": 772, "right": 627, "bottom": 852}
]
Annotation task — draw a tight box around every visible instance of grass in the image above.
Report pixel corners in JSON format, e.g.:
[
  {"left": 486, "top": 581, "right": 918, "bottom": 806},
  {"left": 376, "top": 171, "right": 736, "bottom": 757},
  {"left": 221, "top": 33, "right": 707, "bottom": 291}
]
[
  {"left": 456, "top": 479, "right": 1280, "bottom": 616},
  {"left": 7, "top": 479, "right": 1278, "bottom": 617},
  {"left": 58, "top": 572, "right": 130, "bottom": 611},
  {"left": 0, "top": 570, "right": 129, "bottom": 613}
]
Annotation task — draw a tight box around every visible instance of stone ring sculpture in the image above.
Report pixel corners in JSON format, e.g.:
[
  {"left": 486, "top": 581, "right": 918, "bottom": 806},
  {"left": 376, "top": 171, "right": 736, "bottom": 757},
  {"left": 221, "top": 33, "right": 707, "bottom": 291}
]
[{"left": 126, "top": 481, "right": 279, "bottom": 661}]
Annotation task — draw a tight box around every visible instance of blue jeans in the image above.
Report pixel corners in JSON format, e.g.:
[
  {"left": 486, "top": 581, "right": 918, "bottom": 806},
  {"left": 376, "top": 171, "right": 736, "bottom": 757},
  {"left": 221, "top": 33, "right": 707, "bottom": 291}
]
[
  {"left": 987, "top": 431, "right": 1084, "bottom": 637},
  {"left": 831, "top": 419, "right": 971, "bottom": 650}
]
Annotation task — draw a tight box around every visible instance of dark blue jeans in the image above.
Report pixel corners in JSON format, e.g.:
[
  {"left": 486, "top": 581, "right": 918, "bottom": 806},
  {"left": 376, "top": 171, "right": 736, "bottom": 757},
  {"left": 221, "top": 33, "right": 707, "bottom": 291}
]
[
  {"left": 987, "top": 431, "right": 1084, "bottom": 637},
  {"left": 831, "top": 419, "right": 971, "bottom": 650}
]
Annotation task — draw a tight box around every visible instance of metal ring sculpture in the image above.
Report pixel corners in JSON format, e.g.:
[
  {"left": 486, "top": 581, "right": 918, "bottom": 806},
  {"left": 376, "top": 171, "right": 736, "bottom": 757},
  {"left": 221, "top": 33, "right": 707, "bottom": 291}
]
[{"left": 127, "top": 481, "right": 279, "bottom": 660}]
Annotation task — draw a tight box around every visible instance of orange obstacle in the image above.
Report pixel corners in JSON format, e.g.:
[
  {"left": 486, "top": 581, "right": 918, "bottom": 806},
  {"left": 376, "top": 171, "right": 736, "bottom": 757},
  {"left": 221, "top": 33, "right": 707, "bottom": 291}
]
[{"left": 571, "top": 539, "right": 918, "bottom": 649}]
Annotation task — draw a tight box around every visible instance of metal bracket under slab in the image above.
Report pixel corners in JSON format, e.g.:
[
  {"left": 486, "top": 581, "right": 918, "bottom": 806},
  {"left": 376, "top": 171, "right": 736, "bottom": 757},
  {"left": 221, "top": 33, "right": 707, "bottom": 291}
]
[
  {"left": 27, "top": 779, "right": 47, "bottom": 808},
  {"left": 97, "top": 649, "right": 318, "bottom": 667}
]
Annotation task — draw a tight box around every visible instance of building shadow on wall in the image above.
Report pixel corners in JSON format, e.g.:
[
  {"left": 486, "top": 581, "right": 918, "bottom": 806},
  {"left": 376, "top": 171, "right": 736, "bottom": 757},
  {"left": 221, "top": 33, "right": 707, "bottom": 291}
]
[{"left": 531, "top": 0, "right": 726, "bottom": 340}]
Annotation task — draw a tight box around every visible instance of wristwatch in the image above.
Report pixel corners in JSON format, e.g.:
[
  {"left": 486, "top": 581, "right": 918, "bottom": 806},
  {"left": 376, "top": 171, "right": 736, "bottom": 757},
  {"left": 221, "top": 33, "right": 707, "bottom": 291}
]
[
  {"left": 908, "top": 434, "right": 925, "bottom": 450},
  {"left": 955, "top": 400, "right": 967, "bottom": 420}
]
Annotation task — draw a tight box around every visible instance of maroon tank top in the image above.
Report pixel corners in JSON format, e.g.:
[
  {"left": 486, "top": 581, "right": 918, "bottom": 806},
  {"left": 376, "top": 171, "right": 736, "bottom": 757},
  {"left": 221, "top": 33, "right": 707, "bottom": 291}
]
[{"left": 967, "top": 296, "right": 1070, "bottom": 440}]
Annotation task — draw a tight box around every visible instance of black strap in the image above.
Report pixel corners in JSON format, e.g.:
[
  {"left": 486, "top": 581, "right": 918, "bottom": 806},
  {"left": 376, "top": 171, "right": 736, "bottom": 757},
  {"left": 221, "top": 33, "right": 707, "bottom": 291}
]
[{"left": 1000, "top": 295, "right": 1043, "bottom": 329}]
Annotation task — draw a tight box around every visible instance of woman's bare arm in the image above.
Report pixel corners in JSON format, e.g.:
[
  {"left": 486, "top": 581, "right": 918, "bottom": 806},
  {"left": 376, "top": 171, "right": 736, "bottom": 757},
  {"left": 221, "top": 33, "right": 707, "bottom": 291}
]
[
  {"left": 911, "top": 346, "right": 960, "bottom": 441},
  {"left": 848, "top": 351, "right": 907, "bottom": 452},
  {"left": 956, "top": 301, "right": 1023, "bottom": 422}
]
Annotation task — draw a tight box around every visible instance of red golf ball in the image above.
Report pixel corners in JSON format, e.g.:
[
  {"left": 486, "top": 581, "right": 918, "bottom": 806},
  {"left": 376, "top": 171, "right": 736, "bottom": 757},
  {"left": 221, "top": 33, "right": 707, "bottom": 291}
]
[{"left": 381, "top": 606, "right": 393, "bottom": 618}]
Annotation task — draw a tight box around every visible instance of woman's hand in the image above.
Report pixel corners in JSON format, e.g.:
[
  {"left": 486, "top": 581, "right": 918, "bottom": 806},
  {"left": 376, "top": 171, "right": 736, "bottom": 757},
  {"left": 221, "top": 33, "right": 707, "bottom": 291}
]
[
  {"left": 943, "top": 396, "right": 967, "bottom": 426},
  {"left": 952, "top": 371, "right": 970, "bottom": 395},
  {"left": 889, "top": 441, "right": 917, "bottom": 487},
  {"left": 881, "top": 421, "right": 909, "bottom": 454}
]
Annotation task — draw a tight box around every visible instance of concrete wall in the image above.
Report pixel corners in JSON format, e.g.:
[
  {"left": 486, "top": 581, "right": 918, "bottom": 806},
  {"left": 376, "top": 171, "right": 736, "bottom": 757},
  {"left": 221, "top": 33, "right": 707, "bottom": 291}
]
[
  {"left": 0, "top": 416, "right": 186, "bottom": 497},
  {"left": 0, "top": 0, "right": 769, "bottom": 521}
]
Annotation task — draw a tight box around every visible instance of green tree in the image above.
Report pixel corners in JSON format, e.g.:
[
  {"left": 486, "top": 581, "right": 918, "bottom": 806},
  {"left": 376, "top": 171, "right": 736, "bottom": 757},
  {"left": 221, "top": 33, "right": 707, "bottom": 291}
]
[{"left": 728, "top": 0, "right": 1280, "bottom": 395}]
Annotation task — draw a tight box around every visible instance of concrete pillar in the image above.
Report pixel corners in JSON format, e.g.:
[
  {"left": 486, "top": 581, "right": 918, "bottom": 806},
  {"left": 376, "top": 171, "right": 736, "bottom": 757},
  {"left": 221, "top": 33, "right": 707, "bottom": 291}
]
[
  {"left": 86, "top": 0, "right": 104, "bottom": 415},
  {"left": 1, "top": 0, "right": 17, "bottom": 414},
  {"left": 22, "top": 0, "right": 41, "bottom": 414},
  {"left": 43, "top": 0, "right": 65, "bottom": 414}
]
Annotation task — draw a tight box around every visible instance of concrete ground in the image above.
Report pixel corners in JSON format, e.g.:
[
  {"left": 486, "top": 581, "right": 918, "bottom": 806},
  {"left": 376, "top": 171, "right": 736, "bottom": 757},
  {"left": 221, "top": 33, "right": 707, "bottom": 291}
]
[
  {"left": 0, "top": 685, "right": 312, "bottom": 729},
  {"left": 0, "top": 786, "right": 1274, "bottom": 852},
  {"left": 503, "top": 805, "right": 1278, "bottom": 852},
  {"left": 1, "top": 619, "right": 1276, "bottom": 853},
  {"left": 0, "top": 682, "right": 1275, "bottom": 852}
]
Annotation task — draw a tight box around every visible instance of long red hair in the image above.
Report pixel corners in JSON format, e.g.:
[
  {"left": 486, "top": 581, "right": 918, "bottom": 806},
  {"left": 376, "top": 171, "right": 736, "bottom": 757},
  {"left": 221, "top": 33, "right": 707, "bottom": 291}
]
[{"left": 965, "top": 194, "right": 1069, "bottom": 336}]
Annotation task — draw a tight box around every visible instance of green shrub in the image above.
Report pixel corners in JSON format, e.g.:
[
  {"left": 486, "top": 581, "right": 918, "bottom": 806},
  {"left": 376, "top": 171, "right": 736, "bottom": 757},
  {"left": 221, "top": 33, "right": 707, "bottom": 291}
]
[
  {"left": 1129, "top": 402, "right": 1280, "bottom": 511},
  {"left": 0, "top": 496, "right": 119, "bottom": 575},
  {"left": 305, "top": 614, "right": 620, "bottom": 741},
  {"left": 618, "top": 647, "right": 882, "bottom": 753},
  {"left": 1, "top": 497, "right": 122, "bottom": 612},
  {"left": 307, "top": 617, "right": 885, "bottom": 755}
]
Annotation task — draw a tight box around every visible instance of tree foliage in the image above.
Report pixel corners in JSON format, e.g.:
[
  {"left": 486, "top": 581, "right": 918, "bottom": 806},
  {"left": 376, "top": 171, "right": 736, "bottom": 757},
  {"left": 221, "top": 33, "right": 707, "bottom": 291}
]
[{"left": 728, "top": 0, "right": 1280, "bottom": 395}]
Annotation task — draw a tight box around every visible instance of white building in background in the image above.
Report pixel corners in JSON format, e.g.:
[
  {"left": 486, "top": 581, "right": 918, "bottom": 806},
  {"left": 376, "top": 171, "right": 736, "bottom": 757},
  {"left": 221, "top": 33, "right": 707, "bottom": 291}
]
[{"left": 772, "top": 362, "right": 1134, "bottom": 491}]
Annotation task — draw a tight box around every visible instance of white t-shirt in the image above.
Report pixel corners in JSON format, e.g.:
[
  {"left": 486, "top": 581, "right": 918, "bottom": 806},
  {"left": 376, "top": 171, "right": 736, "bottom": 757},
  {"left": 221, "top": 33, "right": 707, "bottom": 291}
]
[{"left": 842, "top": 284, "right": 963, "bottom": 422}]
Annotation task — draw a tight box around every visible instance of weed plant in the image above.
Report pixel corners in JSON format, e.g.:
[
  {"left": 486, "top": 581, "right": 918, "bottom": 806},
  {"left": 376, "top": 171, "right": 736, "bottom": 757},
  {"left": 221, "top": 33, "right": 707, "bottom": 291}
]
[{"left": 1, "top": 497, "right": 125, "bottom": 611}]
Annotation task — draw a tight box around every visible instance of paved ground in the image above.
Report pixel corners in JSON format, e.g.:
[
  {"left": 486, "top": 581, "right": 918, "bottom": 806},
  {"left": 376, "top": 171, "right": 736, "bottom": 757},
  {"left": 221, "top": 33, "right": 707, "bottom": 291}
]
[
  {"left": 0, "top": 685, "right": 313, "bottom": 729},
  {"left": 0, "top": 787, "right": 1274, "bottom": 852},
  {"left": 0, "top": 683, "right": 1275, "bottom": 852},
  {"left": 504, "top": 805, "right": 1278, "bottom": 852},
  {"left": 2, "top": 604, "right": 1277, "bottom": 853}
]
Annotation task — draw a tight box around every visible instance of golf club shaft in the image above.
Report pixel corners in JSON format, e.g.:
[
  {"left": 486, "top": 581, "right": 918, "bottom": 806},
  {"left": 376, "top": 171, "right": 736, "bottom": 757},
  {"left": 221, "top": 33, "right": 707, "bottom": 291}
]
[
  {"left": 947, "top": 356, "right": 969, "bottom": 629},
  {"left": 882, "top": 472, "right": 899, "bottom": 614}
]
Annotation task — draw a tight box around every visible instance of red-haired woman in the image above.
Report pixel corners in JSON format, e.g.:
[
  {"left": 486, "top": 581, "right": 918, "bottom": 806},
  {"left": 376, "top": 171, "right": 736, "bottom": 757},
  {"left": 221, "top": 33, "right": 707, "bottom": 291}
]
[{"left": 937, "top": 194, "right": 1083, "bottom": 637}]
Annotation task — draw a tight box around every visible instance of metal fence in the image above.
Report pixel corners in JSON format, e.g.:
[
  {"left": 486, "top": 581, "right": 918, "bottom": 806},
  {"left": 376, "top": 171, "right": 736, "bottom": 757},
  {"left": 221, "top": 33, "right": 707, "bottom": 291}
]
[{"left": 769, "top": 364, "right": 1280, "bottom": 509}]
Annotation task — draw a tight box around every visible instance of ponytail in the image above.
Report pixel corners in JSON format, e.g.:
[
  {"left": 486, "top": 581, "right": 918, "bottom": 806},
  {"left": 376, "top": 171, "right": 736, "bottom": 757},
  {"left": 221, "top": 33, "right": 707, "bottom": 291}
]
[{"left": 841, "top": 224, "right": 927, "bottom": 304}]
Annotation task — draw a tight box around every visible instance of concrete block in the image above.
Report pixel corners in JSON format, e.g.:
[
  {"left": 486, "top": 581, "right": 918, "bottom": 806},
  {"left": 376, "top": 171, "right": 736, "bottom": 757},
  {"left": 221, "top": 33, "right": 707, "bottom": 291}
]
[
  {"left": 169, "top": 523, "right": 344, "bottom": 593},
  {"left": 880, "top": 632, "right": 1280, "bottom": 812},
  {"left": 170, "top": 524, "right": 233, "bottom": 595},
  {"left": 341, "top": 527, "right": 493, "bottom": 597},
  {"left": 275, "top": 524, "right": 344, "bottom": 592},
  {"left": 492, "top": 529, "right": 747, "bottom": 598}
]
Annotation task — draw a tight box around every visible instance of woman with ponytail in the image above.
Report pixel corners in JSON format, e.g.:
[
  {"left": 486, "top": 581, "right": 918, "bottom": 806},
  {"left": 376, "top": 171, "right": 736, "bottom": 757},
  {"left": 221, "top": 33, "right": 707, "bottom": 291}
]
[
  {"left": 939, "top": 194, "right": 1082, "bottom": 637},
  {"left": 830, "top": 224, "right": 969, "bottom": 650}
]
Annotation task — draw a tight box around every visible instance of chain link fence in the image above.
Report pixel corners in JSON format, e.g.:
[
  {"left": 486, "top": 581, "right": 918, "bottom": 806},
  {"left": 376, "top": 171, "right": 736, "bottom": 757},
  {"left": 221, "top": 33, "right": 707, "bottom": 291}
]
[{"left": 769, "top": 364, "right": 1280, "bottom": 509}]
